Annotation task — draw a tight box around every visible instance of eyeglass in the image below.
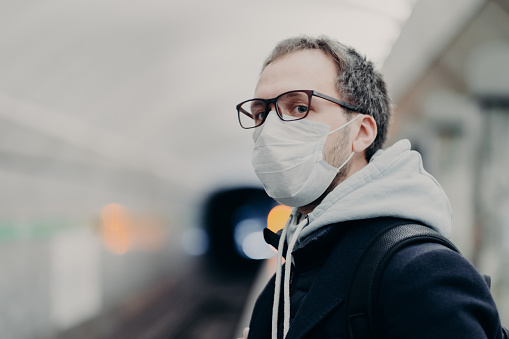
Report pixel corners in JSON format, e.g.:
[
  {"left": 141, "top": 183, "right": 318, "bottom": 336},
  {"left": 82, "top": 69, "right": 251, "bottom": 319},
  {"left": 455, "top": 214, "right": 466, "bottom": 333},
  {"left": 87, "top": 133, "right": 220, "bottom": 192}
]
[{"left": 236, "top": 89, "right": 367, "bottom": 129}]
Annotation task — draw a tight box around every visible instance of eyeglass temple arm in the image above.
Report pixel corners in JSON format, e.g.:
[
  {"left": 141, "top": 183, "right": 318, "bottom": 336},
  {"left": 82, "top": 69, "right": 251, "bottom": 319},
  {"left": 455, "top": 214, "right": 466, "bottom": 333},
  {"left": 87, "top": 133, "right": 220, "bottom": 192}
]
[
  {"left": 237, "top": 104, "right": 254, "bottom": 119},
  {"left": 312, "top": 91, "right": 367, "bottom": 115}
]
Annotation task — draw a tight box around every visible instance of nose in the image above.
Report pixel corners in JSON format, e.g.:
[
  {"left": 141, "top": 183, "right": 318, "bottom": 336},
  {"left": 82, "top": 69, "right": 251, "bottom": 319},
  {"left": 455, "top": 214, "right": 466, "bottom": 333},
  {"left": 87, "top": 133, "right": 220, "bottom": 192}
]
[
  {"left": 257, "top": 110, "right": 279, "bottom": 130},
  {"left": 267, "top": 102, "right": 277, "bottom": 113},
  {"left": 266, "top": 110, "right": 280, "bottom": 123}
]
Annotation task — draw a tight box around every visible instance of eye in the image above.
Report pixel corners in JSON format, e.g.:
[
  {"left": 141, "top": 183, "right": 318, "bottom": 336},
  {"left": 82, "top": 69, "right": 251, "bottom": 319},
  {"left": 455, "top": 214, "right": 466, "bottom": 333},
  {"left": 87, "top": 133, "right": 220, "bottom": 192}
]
[
  {"left": 296, "top": 105, "right": 308, "bottom": 114},
  {"left": 254, "top": 110, "right": 268, "bottom": 122},
  {"left": 289, "top": 104, "right": 308, "bottom": 116}
]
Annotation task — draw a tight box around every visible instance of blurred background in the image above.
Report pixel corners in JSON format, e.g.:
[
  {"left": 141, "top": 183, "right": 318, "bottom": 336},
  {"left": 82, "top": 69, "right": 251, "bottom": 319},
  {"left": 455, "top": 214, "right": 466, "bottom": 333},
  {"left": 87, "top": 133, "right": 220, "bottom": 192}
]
[{"left": 0, "top": 0, "right": 508, "bottom": 338}]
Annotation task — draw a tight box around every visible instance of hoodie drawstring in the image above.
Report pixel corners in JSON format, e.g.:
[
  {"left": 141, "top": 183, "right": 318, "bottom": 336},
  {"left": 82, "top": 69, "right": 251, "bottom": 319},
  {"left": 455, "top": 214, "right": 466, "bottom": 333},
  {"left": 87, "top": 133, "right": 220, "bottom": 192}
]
[
  {"left": 271, "top": 220, "right": 288, "bottom": 339},
  {"left": 272, "top": 215, "right": 308, "bottom": 339}
]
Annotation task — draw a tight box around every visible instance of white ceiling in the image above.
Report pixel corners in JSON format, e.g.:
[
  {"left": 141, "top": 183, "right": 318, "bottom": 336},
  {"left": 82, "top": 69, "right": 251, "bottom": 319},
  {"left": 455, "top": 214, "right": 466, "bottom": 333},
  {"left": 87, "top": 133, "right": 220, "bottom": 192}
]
[{"left": 0, "top": 0, "right": 483, "bottom": 216}]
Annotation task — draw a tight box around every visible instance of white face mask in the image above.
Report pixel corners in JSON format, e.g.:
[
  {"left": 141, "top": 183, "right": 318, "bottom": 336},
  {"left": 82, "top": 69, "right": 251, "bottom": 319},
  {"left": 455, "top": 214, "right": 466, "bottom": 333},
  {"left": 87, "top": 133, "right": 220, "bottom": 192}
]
[{"left": 252, "top": 112, "right": 361, "bottom": 207}]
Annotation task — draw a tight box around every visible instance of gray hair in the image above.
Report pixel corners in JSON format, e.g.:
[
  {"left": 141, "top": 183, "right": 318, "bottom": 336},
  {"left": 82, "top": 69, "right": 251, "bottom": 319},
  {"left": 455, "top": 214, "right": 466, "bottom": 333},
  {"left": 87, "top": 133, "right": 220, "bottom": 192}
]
[{"left": 262, "top": 35, "right": 391, "bottom": 161}]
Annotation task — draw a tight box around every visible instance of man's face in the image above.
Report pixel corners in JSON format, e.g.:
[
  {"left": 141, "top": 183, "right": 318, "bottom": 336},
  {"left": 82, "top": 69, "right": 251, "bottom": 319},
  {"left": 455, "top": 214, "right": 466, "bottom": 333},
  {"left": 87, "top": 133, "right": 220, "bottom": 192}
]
[{"left": 254, "top": 49, "right": 353, "bottom": 168}]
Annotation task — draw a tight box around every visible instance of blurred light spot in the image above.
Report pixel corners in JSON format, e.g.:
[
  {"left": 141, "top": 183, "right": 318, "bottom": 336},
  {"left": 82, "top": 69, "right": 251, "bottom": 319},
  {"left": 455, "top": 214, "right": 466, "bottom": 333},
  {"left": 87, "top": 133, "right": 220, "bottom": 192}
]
[
  {"left": 267, "top": 205, "right": 292, "bottom": 233},
  {"left": 100, "top": 203, "right": 131, "bottom": 255},
  {"left": 234, "top": 218, "right": 275, "bottom": 260},
  {"left": 242, "top": 231, "right": 275, "bottom": 260},
  {"left": 181, "top": 228, "right": 209, "bottom": 256},
  {"left": 234, "top": 218, "right": 262, "bottom": 242}
]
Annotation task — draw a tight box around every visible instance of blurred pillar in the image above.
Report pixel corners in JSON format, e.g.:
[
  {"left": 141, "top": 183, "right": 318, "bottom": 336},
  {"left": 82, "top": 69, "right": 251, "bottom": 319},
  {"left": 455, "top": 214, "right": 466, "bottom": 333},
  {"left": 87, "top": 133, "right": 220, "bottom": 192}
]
[
  {"left": 467, "top": 41, "right": 509, "bottom": 309},
  {"left": 420, "top": 89, "right": 482, "bottom": 260}
]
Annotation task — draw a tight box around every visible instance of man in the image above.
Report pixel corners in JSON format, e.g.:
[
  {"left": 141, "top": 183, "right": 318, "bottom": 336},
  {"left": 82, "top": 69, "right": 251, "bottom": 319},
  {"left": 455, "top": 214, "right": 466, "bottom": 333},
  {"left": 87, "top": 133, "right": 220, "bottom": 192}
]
[{"left": 236, "top": 36, "right": 504, "bottom": 338}]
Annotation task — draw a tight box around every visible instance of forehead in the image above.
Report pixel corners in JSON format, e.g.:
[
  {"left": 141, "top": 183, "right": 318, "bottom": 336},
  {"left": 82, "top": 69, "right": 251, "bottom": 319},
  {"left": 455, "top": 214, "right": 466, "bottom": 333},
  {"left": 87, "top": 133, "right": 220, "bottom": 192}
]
[{"left": 254, "top": 49, "right": 339, "bottom": 99}]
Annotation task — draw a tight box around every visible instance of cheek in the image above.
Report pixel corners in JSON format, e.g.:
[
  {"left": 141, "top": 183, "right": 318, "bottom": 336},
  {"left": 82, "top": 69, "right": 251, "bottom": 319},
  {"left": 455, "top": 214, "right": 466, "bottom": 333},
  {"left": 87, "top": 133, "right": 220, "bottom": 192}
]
[
  {"left": 322, "top": 128, "right": 352, "bottom": 165},
  {"left": 322, "top": 132, "right": 340, "bottom": 160},
  {"left": 305, "top": 106, "right": 341, "bottom": 125},
  {"left": 304, "top": 112, "right": 327, "bottom": 124}
]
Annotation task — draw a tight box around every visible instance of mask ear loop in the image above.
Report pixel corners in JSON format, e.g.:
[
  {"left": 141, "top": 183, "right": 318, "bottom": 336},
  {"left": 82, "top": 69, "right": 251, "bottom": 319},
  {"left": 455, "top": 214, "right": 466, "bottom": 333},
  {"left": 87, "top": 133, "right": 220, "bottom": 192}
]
[
  {"left": 327, "top": 113, "right": 362, "bottom": 135},
  {"left": 335, "top": 151, "right": 355, "bottom": 172},
  {"left": 326, "top": 114, "right": 361, "bottom": 172}
]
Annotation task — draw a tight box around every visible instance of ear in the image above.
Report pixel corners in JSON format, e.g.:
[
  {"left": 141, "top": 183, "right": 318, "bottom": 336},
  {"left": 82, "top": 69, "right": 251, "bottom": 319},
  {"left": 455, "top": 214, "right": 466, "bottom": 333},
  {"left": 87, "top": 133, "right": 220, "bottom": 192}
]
[{"left": 352, "top": 114, "right": 377, "bottom": 153}]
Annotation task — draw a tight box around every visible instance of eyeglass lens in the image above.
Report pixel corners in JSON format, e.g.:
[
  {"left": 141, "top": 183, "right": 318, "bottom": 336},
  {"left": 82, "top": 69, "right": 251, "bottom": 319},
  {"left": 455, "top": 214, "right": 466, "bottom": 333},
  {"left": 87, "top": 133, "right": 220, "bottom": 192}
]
[{"left": 238, "top": 91, "right": 310, "bottom": 128}]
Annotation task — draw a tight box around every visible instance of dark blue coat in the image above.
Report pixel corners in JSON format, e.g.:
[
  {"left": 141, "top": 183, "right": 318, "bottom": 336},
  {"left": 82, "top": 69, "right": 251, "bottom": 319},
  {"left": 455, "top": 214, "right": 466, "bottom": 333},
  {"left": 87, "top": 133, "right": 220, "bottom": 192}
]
[{"left": 247, "top": 218, "right": 504, "bottom": 339}]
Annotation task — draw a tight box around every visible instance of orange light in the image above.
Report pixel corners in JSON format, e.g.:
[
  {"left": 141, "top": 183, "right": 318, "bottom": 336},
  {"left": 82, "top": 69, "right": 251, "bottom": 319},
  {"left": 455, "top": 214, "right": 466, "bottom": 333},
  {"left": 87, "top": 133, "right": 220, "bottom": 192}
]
[
  {"left": 100, "top": 203, "right": 131, "bottom": 255},
  {"left": 267, "top": 205, "right": 292, "bottom": 233}
]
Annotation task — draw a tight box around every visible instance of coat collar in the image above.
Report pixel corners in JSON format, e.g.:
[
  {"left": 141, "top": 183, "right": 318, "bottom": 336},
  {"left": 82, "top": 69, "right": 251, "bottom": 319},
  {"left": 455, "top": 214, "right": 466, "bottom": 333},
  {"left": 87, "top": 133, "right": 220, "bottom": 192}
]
[
  {"left": 262, "top": 217, "right": 411, "bottom": 338},
  {"left": 263, "top": 222, "right": 348, "bottom": 268}
]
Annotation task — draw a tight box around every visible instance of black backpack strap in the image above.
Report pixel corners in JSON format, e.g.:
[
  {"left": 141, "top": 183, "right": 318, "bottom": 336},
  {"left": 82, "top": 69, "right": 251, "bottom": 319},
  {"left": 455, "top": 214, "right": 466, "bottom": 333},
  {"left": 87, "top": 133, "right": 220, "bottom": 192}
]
[{"left": 346, "top": 223, "right": 459, "bottom": 339}]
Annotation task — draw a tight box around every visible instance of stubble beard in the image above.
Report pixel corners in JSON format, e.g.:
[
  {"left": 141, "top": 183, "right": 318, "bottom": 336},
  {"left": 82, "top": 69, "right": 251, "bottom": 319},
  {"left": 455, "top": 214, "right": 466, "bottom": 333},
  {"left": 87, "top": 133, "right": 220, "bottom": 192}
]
[{"left": 298, "top": 127, "right": 352, "bottom": 215}]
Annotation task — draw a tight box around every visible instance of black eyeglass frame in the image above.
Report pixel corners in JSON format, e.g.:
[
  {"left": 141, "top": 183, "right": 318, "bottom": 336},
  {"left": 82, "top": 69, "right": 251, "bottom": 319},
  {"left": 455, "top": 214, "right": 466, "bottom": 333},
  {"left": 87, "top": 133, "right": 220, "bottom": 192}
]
[{"left": 236, "top": 89, "right": 367, "bottom": 129}]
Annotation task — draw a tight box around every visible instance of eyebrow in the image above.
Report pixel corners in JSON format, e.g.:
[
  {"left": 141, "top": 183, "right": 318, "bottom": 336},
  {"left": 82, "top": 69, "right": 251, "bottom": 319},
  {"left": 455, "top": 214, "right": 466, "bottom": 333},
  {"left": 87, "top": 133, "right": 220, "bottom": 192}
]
[
  {"left": 282, "top": 92, "right": 302, "bottom": 99},
  {"left": 250, "top": 101, "right": 266, "bottom": 110}
]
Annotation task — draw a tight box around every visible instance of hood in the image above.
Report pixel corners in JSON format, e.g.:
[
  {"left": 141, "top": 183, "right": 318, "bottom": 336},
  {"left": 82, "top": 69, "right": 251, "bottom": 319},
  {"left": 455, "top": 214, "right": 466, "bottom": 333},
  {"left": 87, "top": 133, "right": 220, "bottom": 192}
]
[{"left": 285, "top": 139, "right": 453, "bottom": 244}]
